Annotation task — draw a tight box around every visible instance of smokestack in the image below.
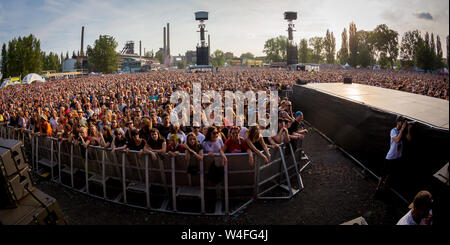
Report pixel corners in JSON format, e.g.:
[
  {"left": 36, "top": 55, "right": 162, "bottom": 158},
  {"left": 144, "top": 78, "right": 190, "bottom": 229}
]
[
  {"left": 163, "top": 27, "right": 166, "bottom": 56},
  {"left": 208, "top": 34, "right": 210, "bottom": 57},
  {"left": 167, "top": 23, "right": 170, "bottom": 57},
  {"left": 139, "top": 40, "right": 142, "bottom": 57},
  {"left": 81, "top": 26, "right": 84, "bottom": 56}
]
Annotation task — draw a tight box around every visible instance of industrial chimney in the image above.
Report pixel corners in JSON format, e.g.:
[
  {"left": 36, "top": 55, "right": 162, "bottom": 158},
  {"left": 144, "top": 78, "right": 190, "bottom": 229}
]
[
  {"left": 81, "top": 26, "right": 85, "bottom": 56},
  {"left": 139, "top": 40, "right": 142, "bottom": 58},
  {"left": 163, "top": 27, "right": 166, "bottom": 56},
  {"left": 166, "top": 23, "right": 170, "bottom": 57}
]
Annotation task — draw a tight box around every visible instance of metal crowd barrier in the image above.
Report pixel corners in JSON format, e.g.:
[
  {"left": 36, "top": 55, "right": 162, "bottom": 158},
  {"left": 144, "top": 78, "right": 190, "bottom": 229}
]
[{"left": 0, "top": 125, "right": 312, "bottom": 216}]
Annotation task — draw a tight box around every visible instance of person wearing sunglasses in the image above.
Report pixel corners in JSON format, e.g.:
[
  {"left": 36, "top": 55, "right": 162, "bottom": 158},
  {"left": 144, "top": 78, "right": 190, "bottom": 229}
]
[{"left": 223, "top": 127, "right": 254, "bottom": 166}]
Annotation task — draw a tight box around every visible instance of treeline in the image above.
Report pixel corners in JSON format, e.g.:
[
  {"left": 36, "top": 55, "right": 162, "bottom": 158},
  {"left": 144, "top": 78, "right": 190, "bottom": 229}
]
[
  {"left": 1, "top": 34, "right": 119, "bottom": 80},
  {"left": 263, "top": 22, "right": 449, "bottom": 70}
]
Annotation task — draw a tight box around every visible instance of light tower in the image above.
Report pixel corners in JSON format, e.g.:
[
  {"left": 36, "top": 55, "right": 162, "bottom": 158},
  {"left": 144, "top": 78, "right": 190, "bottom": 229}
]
[
  {"left": 195, "top": 11, "right": 209, "bottom": 66},
  {"left": 284, "top": 11, "right": 298, "bottom": 65}
]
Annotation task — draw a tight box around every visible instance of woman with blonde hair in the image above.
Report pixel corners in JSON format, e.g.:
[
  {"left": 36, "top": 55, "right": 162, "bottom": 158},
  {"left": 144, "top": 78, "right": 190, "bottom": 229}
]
[
  {"left": 245, "top": 126, "right": 271, "bottom": 164},
  {"left": 185, "top": 132, "right": 204, "bottom": 175}
]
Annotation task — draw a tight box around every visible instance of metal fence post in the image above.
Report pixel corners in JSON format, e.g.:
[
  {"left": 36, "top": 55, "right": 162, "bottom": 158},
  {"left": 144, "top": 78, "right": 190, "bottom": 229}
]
[
  {"left": 145, "top": 154, "right": 150, "bottom": 209},
  {"left": 102, "top": 149, "right": 106, "bottom": 199},
  {"left": 224, "top": 161, "right": 229, "bottom": 215},
  {"left": 122, "top": 152, "right": 127, "bottom": 204},
  {"left": 70, "top": 144, "right": 74, "bottom": 188},
  {"left": 200, "top": 159, "right": 205, "bottom": 214},
  {"left": 85, "top": 146, "right": 89, "bottom": 194},
  {"left": 58, "top": 141, "right": 62, "bottom": 184},
  {"left": 171, "top": 156, "right": 177, "bottom": 212}
]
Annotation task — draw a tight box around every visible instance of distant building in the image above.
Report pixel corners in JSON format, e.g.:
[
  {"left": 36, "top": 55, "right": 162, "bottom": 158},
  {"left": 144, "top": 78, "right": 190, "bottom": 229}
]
[
  {"left": 230, "top": 58, "right": 242, "bottom": 66},
  {"left": 62, "top": 59, "right": 77, "bottom": 72},
  {"left": 225, "top": 52, "right": 234, "bottom": 60},
  {"left": 185, "top": 50, "right": 196, "bottom": 65}
]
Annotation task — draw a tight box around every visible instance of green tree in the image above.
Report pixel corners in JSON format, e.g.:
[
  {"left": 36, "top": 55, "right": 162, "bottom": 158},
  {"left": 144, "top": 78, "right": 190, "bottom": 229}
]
[
  {"left": 42, "top": 52, "right": 61, "bottom": 72},
  {"left": 177, "top": 60, "right": 186, "bottom": 69},
  {"left": 371, "top": 24, "right": 398, "bottom": 68},
  {"left": 240, "top": 52, "right": 255, "bottom": 60},
  {"left": 65, "top": 51, "right": 69, "bottom": 61},
  {"left": 323, "top": 30, "right": 336, "bottom": 64},
  {"left": 144, "top": 50, "right": 154, "bottom": 58},
  {"left": 414, "top": 36, "right": 434, "bottom": 71},
  {"left": 86, "top": 35, "right": 119, "bottom": 73},
  {"left": 349, "top": 22, "right": 358, "bottom": 67},
  {"left": 447, "top": 35, "right": 449, "bottom": 68},
  {"left": 263, "top": 36, "right": 287, "bottom": 62},
  {"left": 155, "top": 49, "right": 164, "bottom": 64},
  {"left": 3, "top": 34, "right": 42, "bottom": 78},
  {"left": 337, "top": 28, "right": 349, "bottom": 65},
  {"left": 1, "top": 43, "right": 7, "bottom": 80},
  {"left": 430, "top": 33, "right": 436, "bottom": 56},
  {"left": 435, "top": 35, "right": 444, "bottom": 69},
  {"left": 298, "top": 38, "right": 310, "bottom": 63},
  {"left": 356, "top": 30, "right": 375, "bottom": 67},
  {"left": 211, "top": 50, "right": 225, "bottom": 67},
  {"left": 400, "top": 30, "right": 421, "bottom": 67},
  {"left": 74, "top": 60, "right": 82, "bottom": 70},
  {"left": 309, "top": 37, "right": 324, "bottom": 63}
]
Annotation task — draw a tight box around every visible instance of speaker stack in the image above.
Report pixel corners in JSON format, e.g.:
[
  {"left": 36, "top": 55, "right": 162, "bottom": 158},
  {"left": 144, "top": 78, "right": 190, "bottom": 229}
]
[
  {"left": 343, "top": 77, "right": 352, "bottom": 84},
  {"left": 0, "top": 138, "right": 66, "bottom": 225},
  {"left": 0, "top": 139, "right": 31, "bottom": 209}
]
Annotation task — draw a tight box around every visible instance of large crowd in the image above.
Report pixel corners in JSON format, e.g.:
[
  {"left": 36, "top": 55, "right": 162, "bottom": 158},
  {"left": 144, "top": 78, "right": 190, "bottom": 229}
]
[
  {"left": 0, "top": 67, "right": 447, "bottom": 168},
  {"left": 0, "top": 68, "right": 309, "bottom": 169}
]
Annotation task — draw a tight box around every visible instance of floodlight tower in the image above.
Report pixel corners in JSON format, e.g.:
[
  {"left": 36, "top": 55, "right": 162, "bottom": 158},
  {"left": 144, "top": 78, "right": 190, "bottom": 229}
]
[
  {"left": 195, "top": 11, "right": 209, "bottom": 65},
  {"left": 284, "top": 11, "right": 298, "bottom": 65}
]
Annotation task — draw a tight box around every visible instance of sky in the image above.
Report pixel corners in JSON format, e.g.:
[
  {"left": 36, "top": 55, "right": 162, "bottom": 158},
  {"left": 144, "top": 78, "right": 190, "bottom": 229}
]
[{"left": 0, "top": 0, "right": 448, "bottom": 58}]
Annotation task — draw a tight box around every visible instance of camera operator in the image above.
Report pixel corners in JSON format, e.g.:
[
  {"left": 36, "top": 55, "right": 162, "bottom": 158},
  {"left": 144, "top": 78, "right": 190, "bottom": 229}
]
[{"left": 376, "top": 115, "right": 412, "bottom": 195}]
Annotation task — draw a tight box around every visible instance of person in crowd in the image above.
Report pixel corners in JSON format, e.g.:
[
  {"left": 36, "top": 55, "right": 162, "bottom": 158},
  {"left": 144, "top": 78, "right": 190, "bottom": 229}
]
[
  {"left": 167, "top": 125, "right": 186, "bottom": 144},
  {"left": 101, "top": 126, "right": 114, "bottom": 148},
  {"left": 139, "top": 118, "right": 153, "bottom": 142},
  {"left": 269, "top": 119, "right": 290, "bottom": 146},
  {"left": 111, "top": 130, "right": 127, "bottom": 153},
  {"left": 245, "top": 126, "right": 271, "bottom": 164},
  {"left": 223, "top": 127, "right": 254, "bottom": 166},
  {"left": 184, "top": 132, "right": 204, "bottom": 176},
  {"left": 147, "top": 128, "right": 167, "bottom": 161},
  {"left": 288, "top": 111, "right": 308, "bottom": 140},
  {"left": 157, "top": 112, "right": 172, "bottom": 139},
  {"left": 203, "top": 126, "right": 227, "bottom": 165},
  {"left": 397, "top": 190, "right": 433, "bottom": 225},
  {"left": 39, "top": 115, "right": 53, "bottom": 137},
  {"left": 191, "top": 125, "right": 205, "bottom": 144},
  {"left": 167, "top": 134, "right": 185, "bottom": 157},
  {"left": 125, "top": 129, "right": 147, "bottom": 155},
  {"left": 77, "top": 126, "right": 91, "bottom": 149},
  {"left": 89, "top": 124, "right": 102, "bottom": 146}
]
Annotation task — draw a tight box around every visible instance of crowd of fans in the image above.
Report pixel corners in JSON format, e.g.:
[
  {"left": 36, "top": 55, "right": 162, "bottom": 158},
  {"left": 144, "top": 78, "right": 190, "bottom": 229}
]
[
  {"left": 0, "top": 68, "right": 309, "bottom": 168},
  {"left": 0, "top": 67, "right": 447, "bottom": 167}
]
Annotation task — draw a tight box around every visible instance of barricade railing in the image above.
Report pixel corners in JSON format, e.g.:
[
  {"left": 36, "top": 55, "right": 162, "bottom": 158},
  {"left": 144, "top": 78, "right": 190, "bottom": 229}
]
[{"left": 0, "top": 124, "right": 312, "bottom": 215}]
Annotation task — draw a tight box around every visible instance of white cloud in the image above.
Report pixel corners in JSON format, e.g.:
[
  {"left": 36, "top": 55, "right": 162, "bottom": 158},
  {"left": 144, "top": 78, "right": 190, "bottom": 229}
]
[{"left": 0, "top": 0, "right": 448, "bottom": 58}]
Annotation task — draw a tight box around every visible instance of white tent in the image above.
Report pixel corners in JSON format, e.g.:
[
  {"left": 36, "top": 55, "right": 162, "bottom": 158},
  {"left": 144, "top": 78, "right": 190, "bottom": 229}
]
[
  {"left": 343, "top": 63, "right": 351, "bottom": 69},
  {"left": 22, "top": 73, "right": 45, "bottom": 84}
]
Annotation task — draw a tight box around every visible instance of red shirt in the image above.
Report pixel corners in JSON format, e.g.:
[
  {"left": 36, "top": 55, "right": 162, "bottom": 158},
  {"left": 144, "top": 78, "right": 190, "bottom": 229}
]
[{"left": 224, "top": 138, "right": 248, "bottom": 153}]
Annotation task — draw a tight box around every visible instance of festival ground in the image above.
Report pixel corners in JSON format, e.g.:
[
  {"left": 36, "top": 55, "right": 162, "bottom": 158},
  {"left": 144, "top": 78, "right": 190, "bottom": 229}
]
[{"left": 35, "top": 128, "right": 407, "bottom": 225}]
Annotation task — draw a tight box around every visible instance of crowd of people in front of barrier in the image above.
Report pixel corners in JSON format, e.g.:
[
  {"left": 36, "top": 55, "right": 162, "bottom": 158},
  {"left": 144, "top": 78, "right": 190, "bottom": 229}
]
[{"left": 0, "top": 68, "right": 310, "bottom": 168}]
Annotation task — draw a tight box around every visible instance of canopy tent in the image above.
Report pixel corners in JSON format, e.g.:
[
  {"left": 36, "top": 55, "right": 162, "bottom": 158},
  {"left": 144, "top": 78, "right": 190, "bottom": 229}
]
[
  {"left": 342, "top": 63, "right": 351, "bottom": 69},
  {"left": 22, "top": 73, "right": 45, "bottom": 84}
]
